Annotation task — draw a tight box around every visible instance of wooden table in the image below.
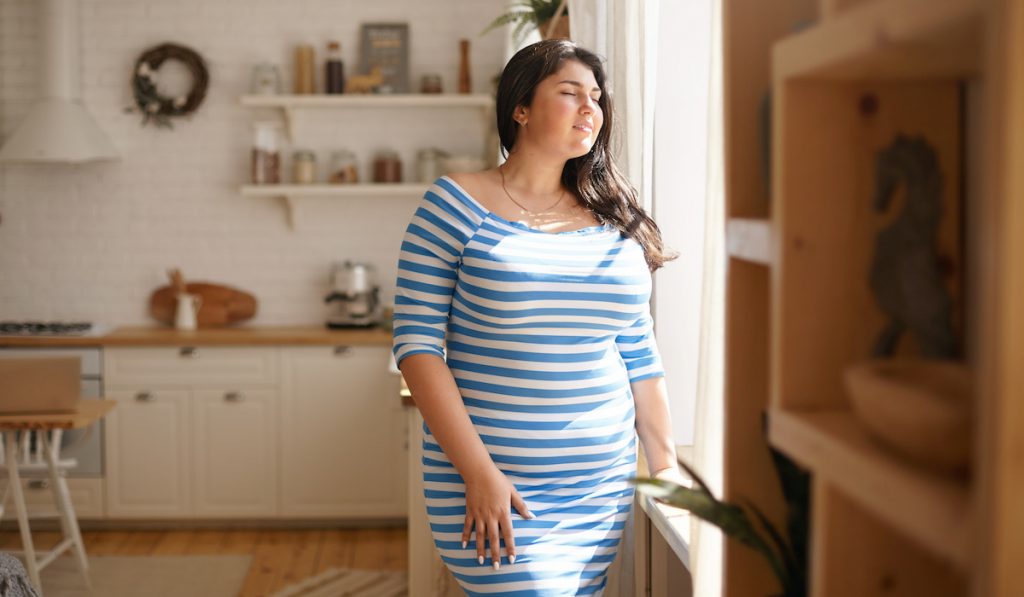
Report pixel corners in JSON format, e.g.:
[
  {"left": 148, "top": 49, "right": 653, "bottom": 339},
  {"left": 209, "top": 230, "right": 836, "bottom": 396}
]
[{"left": 0, "top": 400, "right": 116, "bottom": 594}]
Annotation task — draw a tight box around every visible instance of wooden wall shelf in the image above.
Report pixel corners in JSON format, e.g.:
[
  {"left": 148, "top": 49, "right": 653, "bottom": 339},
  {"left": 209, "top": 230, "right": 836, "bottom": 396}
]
[
  {"left": 726, "top": 217, "right": 772, "bottom": 265},
  {"left": 769, "top": 408, "right": 972, "bottom": 571},
  {"left": 774, "top": 0, "right": 984, "bottom": 80}
]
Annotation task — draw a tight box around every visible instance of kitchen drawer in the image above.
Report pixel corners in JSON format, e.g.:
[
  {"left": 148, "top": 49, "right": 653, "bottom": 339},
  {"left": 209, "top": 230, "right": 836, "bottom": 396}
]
[
  {"left": 4, "top": 477, "right": 105, "bottom": 520},
  {"left": 104, "top": 347, "right": 278, "bottom": 387}
]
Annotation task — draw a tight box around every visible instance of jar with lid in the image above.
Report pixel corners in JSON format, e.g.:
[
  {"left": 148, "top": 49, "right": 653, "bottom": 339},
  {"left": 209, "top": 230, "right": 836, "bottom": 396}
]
[
  {"left": 420, "top": 74, "right": 442, "bottom": 94},
  {"left": 292, "top": 150, "right": 317, "bottom": 184},
  {"left": 373, "top": 149, "right": 402, "bottom": 183},
  {"left": 328, "top": 149, "right": 359, "bottom": 184},
  {"left": 250, "top": 63, "right": 282, "bottom": 95},
  {"left": 251, "top": 121, "right": 281, "bottom": 184},
  {"left": 416, "top": 147, "right": 450, "bottom": 183}
]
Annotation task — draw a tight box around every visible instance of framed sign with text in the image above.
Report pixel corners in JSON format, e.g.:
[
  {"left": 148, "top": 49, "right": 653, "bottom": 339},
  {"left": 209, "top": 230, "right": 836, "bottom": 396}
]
[{"left": 358, "top": 23, "right": 410, "bottom": 93}]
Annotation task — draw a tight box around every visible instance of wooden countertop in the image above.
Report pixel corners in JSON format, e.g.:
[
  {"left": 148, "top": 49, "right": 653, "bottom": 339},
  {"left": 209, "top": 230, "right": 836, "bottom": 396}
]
[{"left": 0, "top": 325, "right": 393, "bottom": 347}]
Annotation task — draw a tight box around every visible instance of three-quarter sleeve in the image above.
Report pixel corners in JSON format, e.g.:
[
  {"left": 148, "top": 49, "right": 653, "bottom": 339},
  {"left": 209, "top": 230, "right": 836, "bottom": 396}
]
[
  {"left": 615, "top": 301, "right": 666, "bottom": 383},
  {"left": 392, "top": 179, "right": 484, "bottom": 367}
]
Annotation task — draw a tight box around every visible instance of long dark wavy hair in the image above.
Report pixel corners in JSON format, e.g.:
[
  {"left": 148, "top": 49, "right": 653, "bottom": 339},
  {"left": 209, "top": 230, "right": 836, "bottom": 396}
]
[{"left": 496, "top": 39, "right": 678, "bottom": 272}]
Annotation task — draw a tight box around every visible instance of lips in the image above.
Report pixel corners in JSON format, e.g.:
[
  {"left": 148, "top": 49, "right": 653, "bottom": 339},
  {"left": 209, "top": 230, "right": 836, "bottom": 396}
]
[{"left": 573, "top": 123, "right": 593, "bottom": 133}]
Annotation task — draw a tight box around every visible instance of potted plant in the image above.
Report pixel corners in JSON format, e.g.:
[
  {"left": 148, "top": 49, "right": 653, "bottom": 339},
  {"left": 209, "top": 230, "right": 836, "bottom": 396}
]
[
  {"left": 480, "top": 0, "right": 570, "bottom": 47},
  {"left": 632, "top": 446, "right": 810, "bottom": 597}
]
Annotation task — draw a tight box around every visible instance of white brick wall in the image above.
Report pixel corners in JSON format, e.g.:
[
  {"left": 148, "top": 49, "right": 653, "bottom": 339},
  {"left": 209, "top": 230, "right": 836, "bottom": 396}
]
[{"left": 0, "top": 0, "right": 507, "bottom": 325}]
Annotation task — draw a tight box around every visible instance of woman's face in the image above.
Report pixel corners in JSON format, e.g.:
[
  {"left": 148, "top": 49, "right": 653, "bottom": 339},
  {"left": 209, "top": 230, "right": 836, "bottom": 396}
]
[{"left": 514, "top": 59, "right": 604, "bottom": 159}]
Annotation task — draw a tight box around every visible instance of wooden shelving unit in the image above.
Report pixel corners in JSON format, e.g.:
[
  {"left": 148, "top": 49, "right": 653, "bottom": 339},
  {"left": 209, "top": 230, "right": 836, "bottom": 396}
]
[{"left": 726, "top": 0, "right": 1024, "bottom": 594}]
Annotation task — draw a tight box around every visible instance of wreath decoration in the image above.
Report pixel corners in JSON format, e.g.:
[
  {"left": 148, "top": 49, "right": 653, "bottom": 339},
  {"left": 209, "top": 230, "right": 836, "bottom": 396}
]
[{"left": 128, "top": 43, "right": 209, "bottom": 128}]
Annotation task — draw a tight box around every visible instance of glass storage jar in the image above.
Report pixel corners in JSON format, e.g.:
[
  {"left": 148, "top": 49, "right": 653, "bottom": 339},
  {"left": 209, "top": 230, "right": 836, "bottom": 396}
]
[
  {"left": 292, "top": 150, "right": 317, "bottom": 184},
  {"left": 328, "top": 149, "right": 359, "bottom": 184},
  {"left": 251, "top": 121, "right": 281, "bottom": 184},
  {"left": 373, "top": 149, "right": 402, "bottom": 183}
]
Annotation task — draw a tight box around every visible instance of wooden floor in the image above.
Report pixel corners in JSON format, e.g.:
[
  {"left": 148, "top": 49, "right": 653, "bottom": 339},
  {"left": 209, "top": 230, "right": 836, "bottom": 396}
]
[{"left": 0, "top": 527, "right": 408, "bottom": 597}]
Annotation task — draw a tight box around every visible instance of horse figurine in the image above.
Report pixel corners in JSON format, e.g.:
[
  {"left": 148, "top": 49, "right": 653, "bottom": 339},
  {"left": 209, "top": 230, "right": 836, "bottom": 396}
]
[{"left": 868, "top": 134, "right": 958, "bottom": 359}]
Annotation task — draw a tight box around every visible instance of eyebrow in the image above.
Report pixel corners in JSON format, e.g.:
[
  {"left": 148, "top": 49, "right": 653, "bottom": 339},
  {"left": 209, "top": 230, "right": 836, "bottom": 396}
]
[{"left": 557, "top": 80, "right": 601, "bottom": 93}]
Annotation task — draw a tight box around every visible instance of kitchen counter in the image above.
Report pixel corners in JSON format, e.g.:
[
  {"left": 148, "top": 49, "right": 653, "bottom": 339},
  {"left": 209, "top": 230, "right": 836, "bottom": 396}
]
[{"left": 0, "top": 325, "right": 393, "bottom": 347}]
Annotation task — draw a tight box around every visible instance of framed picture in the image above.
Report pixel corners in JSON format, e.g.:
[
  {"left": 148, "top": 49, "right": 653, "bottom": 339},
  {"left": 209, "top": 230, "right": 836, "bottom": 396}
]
[{"left": 359, "top": 23, "right": 410, "bottom": 93}]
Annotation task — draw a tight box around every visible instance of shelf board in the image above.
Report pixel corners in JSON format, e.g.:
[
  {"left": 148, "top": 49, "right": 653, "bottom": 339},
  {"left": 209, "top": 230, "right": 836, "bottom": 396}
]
[
  {"left": 769, "top": 408, "right": 972, "bottom": 570},
  {"left": 241, "top": 183, "right": 427, "bottom": 198},
  {"left": 773, "top": 0, "right": 984, "bottom": 80},
  {"left": 241, "top": 184, "right": 426, "bottom": 230},
  {"left": 241, "top": 94, "right": 494, "bottom": 109},
  {"left": 726, "top": 217, "right": 772, "bottom": 265}
]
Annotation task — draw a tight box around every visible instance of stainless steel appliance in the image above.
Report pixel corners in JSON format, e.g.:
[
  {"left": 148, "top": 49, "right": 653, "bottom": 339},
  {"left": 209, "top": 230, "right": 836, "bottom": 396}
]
[
  {"left": 0, "top": 322, "right": 109, "bottom": 478},
  {"left": 324, "top": 261, "right": 382, "bottom": 328}
]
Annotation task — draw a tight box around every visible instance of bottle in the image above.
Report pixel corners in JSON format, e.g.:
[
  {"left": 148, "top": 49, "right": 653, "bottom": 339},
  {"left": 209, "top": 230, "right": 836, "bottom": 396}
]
[
  {"left": 294, "top": 45, "right": 315, "bottom": 94},
  {"left": 325, "top": 41, "right": 345, "bottom": 94},
  {"left": 458, "top": 39, "right": 471, "bottom": 94}
]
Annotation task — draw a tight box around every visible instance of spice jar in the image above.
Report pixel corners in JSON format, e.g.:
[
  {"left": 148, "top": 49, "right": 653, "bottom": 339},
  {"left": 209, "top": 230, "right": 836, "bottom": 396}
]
[
  {"left": 420, "top": 74, "right": 442, "bottom": 94},
  {"left": 292, "top": 150, "right": 317, "bottom": 184},
  {"left": 328, "top": 150, "right": 359, "bottom": 184},
  {"left": 251, "top": 121, "right": 281, "bottom": 184},
  {"left": 416, "top": 147, "right": 450, "bottom": 183},
  {"left": 250, "top": 63, "right": 282, "bottom": 95},
  {"left": 373, "top": 149, "right": 402, "bottom": 183}
]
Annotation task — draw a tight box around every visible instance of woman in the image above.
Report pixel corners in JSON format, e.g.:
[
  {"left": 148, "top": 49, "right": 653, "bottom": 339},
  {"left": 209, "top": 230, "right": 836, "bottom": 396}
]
[{"left": 393, "top": 39, "right": 680, "bottom": 596}]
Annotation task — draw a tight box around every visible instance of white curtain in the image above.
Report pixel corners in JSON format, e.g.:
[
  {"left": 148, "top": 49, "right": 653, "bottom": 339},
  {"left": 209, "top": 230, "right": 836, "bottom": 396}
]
[{"left": 690, "top": 0, "right": 726, "bottom": 591}]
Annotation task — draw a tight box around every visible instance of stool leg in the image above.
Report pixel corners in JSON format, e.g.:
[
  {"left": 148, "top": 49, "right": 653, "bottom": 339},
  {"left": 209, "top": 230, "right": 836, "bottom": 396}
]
[
  {"left": 5, "top": 432, "right": 41, "bottom": 593},
  {"left": 39, "top": 433, "right": 91, "bottom": 590}
]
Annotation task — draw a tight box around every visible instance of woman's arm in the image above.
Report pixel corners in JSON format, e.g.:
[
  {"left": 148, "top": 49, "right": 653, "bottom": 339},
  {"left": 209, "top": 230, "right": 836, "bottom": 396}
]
[
  {"left": 631, "top": 375, "right": 680, "bottom": 477},
  {"left": 399, "top": 353, "right": 500, "bottom": 484}
]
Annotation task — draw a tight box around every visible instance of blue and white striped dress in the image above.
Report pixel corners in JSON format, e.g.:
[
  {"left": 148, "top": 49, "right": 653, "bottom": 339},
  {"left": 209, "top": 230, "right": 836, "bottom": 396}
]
[{"left": 392, "top": 176, "right": 665, "bottom": 596}]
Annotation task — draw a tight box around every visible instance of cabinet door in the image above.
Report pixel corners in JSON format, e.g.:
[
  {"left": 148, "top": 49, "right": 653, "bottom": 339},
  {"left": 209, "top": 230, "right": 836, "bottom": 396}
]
[
  {"left": 280, "top": 346, "right": 406, "bottom": 517},
  {"left": 193, "top": 387, "right": 278, "bottom": 517},
  {"left": 105, "top": 388, "right": 191, "bottom": 517}
]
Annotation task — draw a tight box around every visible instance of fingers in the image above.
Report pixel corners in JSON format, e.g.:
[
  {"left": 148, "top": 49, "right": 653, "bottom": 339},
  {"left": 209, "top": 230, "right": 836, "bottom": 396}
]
[
  {"left": 511, "top": 492, "right": 534, "bottom": 520},
  {"left": 475, "top": 518, "right": 486, "bottom": 565},
  {"left": 461, "top": 515, "right": 473, "bottom": 550},
  {"left": 501, "top": 512, "right": 517, "bottom": 566},
  {"left": 489, "top": 522, "right": 501, "bottom": 570}
]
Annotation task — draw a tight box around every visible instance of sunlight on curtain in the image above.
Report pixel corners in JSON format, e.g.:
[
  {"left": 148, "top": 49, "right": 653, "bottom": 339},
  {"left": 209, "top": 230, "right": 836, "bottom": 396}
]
[{"left": 691, "top": 0, "right": 726, "bottom": 592}]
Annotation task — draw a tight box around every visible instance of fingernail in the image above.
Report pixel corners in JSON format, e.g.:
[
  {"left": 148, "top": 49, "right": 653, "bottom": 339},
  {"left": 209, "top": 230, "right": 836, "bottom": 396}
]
[
  {"left": 527, "top": 511, "right": 535, "bottom": 519},
  {"left": 478, "top": 555, "right": 484, "bottom": 565},
  {"left": 462, "top": 540, "right": 467, "bottom": 549},
  {"left": 493, "top": 561, "right": 500, "bottom": 570},
  {"left": 509, "top": 554, "right": 516, "bottom": 564}
]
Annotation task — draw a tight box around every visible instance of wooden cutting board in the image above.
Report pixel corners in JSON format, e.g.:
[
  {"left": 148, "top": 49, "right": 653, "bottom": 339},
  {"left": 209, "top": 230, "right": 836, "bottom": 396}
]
[{"left": 149, "top": 283, "right": 258, "bottom": 327}]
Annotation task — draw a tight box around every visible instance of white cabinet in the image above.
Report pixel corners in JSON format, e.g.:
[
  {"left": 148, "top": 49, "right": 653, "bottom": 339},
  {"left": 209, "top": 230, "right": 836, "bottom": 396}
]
[
  {"left": 104, "top": 387, "right": 191, "bottom": 517},
  {"left": 104, "top": 347, "right": 279, "bottom": 518},
  {"left": 280, "top": 346, "right": 406, "bottom": 517},
  {"left": 193, "top": 387, "right": 277, "bottom": 517}
]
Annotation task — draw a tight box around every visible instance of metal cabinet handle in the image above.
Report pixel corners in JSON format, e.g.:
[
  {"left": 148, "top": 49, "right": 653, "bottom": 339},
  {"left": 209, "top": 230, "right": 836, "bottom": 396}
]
[
  {"left": 224, "top": 391, "right": 245, "bottom": 402},
  {"left": 333, "top": 345, "right": 351, "bottom": 356},
  {"left": 28, "top": 480, "right": 49, "bottom": 490},
  {"left": 180, "top": 346, "right": 199, "bottom": 358},
  {"left": 135, "top": 391, "right": 155, "bottom": 402}
]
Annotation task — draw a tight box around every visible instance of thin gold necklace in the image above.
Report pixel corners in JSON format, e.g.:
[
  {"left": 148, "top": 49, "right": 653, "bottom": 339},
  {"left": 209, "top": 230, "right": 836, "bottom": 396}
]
[{"left": 499, "top": 165, "right": 565, "bottom": 215}]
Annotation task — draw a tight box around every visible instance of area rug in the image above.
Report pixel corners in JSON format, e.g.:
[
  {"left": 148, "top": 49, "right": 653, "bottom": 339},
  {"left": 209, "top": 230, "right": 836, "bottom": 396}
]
[
  {"left": 270, "top": 567, "right": 408, "bottom": 597},
  {"left": 39, "top": 554, "right": 251, "bottom": 597}
]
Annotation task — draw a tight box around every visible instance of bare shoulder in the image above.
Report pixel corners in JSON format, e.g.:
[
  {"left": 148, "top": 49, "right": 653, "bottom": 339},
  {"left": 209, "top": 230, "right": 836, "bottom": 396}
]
[{"left": 446, "top": 169, "right": 501, "bottom": 212}]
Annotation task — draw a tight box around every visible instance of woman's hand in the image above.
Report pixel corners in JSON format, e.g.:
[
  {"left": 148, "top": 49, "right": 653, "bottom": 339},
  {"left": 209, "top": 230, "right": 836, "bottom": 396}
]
[{"left": 462, "top": 466, "right": 534, "bottom": 569}]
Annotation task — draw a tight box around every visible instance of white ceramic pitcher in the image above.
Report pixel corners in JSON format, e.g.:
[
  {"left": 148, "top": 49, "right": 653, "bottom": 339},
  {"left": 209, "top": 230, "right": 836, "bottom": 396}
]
[{"left": 174, "top": 293, "right": 203, "bottom": 330}]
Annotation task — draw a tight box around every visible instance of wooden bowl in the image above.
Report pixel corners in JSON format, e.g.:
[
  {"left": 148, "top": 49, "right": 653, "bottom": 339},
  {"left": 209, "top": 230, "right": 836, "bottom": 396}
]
[{"left": 843, "top": 359, "right": 972, "bottom": 475}]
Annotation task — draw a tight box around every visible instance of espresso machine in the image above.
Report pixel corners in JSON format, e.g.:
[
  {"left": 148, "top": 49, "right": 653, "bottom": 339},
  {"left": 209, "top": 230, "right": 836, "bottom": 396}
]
[{"left": 324, "top": 261, "right": 381, "bottom": 328}]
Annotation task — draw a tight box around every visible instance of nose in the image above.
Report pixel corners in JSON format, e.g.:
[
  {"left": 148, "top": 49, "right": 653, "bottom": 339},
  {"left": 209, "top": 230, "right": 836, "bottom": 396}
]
[{"left": 580, "top": 96, "right": 596, "bottom": 114}]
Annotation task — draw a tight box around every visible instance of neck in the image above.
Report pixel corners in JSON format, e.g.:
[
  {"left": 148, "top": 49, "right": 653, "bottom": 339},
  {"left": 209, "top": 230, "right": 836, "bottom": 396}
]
[{"left": 500, "top": 152, "right": 566, "bottom": 197}]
